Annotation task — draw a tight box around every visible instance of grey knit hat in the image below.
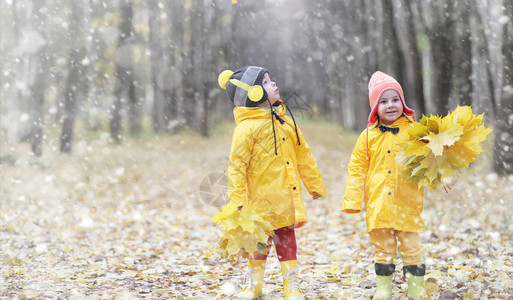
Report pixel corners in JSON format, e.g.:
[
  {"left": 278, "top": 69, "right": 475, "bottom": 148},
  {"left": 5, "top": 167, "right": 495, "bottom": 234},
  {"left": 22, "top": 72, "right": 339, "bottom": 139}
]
[{"left": 218, "top": 66, "right": 269, "bottom": 107}]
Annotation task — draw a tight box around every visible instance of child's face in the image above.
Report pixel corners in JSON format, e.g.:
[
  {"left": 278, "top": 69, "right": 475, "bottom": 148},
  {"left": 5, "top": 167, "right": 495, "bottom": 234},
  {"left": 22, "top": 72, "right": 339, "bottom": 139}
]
[
  {"left": 262, "top": 73, "right": 280, "bottom": 104},
  {"left": 377, "top": 89, "right": 403, "bottom": 125}
]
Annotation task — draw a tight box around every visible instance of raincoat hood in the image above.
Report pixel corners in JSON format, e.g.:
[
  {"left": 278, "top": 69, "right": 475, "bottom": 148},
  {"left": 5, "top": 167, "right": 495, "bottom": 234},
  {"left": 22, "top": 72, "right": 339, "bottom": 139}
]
[
  {"left": 233, "top": 101, "right": 286, "bottom": 124},
  {"left": 234, "top": 101, "right": 300, "bottom": 156}
]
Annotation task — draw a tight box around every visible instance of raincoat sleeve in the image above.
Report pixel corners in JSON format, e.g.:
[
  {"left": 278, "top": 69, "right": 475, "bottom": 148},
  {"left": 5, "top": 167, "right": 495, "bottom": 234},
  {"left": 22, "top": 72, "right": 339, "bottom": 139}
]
[
  {"left": 341, "top": 131, "right": 368, "bottom": 213},
  {"left": 227, "top": 122, "right": 254, "bottom": 207},
  {"left": 295, "top": 128, "right": 328, "bottom": 197}
]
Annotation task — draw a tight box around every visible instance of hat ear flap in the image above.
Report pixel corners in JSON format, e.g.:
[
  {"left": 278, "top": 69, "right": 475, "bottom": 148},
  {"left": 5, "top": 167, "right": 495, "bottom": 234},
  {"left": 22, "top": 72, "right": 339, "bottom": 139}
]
[
  {"left": 247, "top": 85, "right": 264, "bottom": 102},
  {"left": 218, "top": 70, "right": 234, "bottom": 89}
]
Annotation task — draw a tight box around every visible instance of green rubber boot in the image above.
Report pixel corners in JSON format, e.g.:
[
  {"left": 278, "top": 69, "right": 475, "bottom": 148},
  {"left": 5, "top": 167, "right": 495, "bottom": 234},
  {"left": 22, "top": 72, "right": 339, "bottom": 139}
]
[
  {"left": 404, "top": 264, "right": 426, "bottom": 300},
  {"left": 374, "top": 263, "right": 395, "bottom": 300},
  {"left": 374, "top": 275, "right": 393, "bottom": 300}
]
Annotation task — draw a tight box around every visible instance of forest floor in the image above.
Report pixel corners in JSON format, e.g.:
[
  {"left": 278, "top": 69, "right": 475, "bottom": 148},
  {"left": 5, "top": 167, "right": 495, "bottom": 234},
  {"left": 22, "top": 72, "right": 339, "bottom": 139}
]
[{"left": 1, "top": 120, "right": 513, "bottom": 299}]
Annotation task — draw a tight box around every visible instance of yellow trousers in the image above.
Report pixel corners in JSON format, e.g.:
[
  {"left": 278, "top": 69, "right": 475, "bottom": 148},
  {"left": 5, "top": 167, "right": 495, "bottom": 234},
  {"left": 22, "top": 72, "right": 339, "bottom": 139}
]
[{"left": 368, "top": 228, "right": 423, "bottom": 266}]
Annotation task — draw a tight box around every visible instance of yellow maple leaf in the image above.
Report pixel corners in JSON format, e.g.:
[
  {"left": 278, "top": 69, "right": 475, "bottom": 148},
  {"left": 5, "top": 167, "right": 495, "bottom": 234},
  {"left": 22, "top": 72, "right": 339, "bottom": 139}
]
[
  {"left": 236, "top": 205, "right": 262, "bottom": 233},
  {"left": 224, "top": 229, "right": 253, "bottom": 256},
  {"left": 443, "top": 139, "right": 479, "bottom": 168},
  {"left": 424, "top": 115, "right": 441, "bottom": 133},
  {"left": 452, "top": 106, "right": 481, "bottom": 129},
  {"left": 404, "top": 139, "right": 431, "bottom": 157},
  {"left": 461, "top": 124, "right": 492, "bottom": 154},
  {"left": 421, "top": 119, "right": 463, "bottom": 156},
  {"left": 211, "top": 201, "right": 239, "bottom": 223},
  {"left": 408, "top": 121, "right": 429, "bottom": 138}
]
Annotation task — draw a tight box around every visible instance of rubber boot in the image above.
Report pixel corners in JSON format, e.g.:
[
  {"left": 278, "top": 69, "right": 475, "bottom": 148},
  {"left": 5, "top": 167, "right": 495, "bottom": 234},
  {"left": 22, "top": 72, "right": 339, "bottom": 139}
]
[
  {"left": 404, "top": 264, "right": 426, "bottom": 300},
  {"left": 238, "top": 259, "right": 266, "bottom": 299},
  {"left": 373, "top": 263, "right": 395, "bottom": 300},
  {"left": 280, "top": 260, "right": 304, "bottom": 300}
]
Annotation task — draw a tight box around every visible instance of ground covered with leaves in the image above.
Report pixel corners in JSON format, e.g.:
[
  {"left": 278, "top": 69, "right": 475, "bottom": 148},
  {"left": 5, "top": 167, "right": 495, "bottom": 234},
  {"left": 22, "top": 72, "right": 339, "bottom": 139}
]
[{"left": 1, "top": 121, "right": 512, "bottom": 299}]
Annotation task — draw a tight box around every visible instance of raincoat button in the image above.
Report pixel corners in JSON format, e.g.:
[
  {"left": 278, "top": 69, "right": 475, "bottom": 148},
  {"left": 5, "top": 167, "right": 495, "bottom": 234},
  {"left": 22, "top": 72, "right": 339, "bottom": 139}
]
[
  {"left": 282, "top": 137, "right": 285, "bottom": 141},
  {"left": 388, "top": 170, "right": 391, "bottom": 174},
  {"left": 286, "top": 161, "right": 289, "bottom": 164},
  {"left": 388, "top": 192, "right": 391, "bottom": 195},
  {"left": 387, "top": 150, "right": 391, "bottom": 153},
  {"left": 293, "top": 187, "right": 296, "bottom": 190}
]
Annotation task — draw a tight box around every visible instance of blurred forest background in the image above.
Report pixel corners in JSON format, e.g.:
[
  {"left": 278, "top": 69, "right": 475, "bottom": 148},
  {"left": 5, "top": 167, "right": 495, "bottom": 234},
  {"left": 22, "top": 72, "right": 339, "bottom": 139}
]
[{"left": 0, "top": 0, "right": 512, "bottom": 173}]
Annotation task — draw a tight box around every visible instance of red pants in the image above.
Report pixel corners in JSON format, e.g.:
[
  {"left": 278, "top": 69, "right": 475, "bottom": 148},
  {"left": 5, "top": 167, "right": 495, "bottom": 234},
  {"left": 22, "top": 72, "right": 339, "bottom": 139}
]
[{"left": 254, "top": 225, "right": 297, "bottom": 262}]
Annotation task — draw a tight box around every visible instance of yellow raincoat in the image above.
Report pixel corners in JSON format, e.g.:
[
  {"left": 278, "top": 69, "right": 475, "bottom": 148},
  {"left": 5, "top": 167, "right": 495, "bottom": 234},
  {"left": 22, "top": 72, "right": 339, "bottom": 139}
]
[
  {"left": 227, "top": 101, "right": 327, "bottom": 229},
  {"left": 341, "top": 115, "right": 424, "bottom": 233}
]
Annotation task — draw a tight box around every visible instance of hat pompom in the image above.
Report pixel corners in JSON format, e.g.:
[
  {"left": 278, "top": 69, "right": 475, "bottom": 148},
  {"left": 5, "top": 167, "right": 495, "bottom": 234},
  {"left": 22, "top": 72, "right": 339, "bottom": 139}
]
[
  {"left": 218, "top": 70, "right": 233, "bottom": 89},
  {"left": 247, "top": 85, "right": 264, "bottom": 102}
]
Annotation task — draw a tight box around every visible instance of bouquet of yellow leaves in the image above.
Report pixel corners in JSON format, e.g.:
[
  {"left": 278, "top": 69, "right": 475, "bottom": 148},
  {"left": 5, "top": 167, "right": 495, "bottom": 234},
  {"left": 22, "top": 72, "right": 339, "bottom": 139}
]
[
  {"left": 205, "top": 202, "right": 275, "bottom": 263},
  {"left": 395, "top": 106, "right": 491, "bottom": 191}
]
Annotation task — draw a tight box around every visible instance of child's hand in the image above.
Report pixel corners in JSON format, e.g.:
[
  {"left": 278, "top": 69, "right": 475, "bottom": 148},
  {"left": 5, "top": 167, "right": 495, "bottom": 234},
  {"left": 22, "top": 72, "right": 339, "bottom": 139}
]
[
  {"left": 312, "top": 192, "right": 321, "bottom": 200},
  {"left": 343, "top": 209, "right": 360, "bottom": 214}
]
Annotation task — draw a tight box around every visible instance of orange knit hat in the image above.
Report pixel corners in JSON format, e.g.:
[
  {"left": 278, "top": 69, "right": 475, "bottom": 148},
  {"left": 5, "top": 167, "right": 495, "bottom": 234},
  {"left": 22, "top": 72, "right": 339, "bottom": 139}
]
[{"left": 367, "top": 71, "right": 415, "bottom": 125}]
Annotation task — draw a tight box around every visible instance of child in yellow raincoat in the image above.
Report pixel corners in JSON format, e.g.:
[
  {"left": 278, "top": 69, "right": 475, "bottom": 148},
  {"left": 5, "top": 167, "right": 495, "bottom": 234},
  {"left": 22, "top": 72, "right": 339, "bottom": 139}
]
[
  {"left": 342, "top": 71, "right": 425, "bottom": 300},
  {"left": 218, "top": 66, "right": 327, "bottom": 299}
]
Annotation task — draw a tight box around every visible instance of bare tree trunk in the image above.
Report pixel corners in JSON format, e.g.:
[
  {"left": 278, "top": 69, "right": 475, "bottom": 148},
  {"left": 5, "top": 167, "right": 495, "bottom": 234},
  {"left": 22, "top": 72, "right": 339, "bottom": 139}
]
[
  {"left": 341, "top": 1, "right": 364, "bottom": 130},
  {"left": 453, "top": 0, "right": 473, "bottom": 106},
  {"left": 198, "top": 0, "right": 213, "bottom": 137},
  {"left": 192, "top": 1, "right": 204, "bottom": 135},
  {"left": 335, "top": 2, "right": 350, "bottom": 127},
  {"left": 393, "top": 0, "right": 425, "bottom": 117},
  {"left": 311, "top": 2, "right": 343, "bottom": 124},
  {"left": 26, "top": 0, "right": 48, "bottom": 156},
  {"left": 84, "top": 0, "right": 101, "bottom": 131},
  {"left": 182, "top": 1, "right": 196, "bottom": 128},
  {"left": 60, "top": 0, "right": 83, "bottom": 153},
  {"left": 110, "top": 0, "right": 134, "bottom": 143},
  {"left": 354, "top": 0, "right": 374, "bottom": 130},
  {"left": 430, "top": 6, "right": 454, "bottom": 115},
  {"left": 381, "top": 0, "right": 403, "bottom": 80},
  {"left": 110, "top": 87, "right": 124, "bottom": 143},
  {"left": 149, "top": 0, "right": 166, "bottom": 132},
  {"left": 472, "top": 0, "right": 497, "bottom": 117},
  {"left": 3, "top": 2, "right": 23, "bottom": 143},
  {"left": 417, "top": 1, "right": 455, "bottom": 116},
  {"left": 166, "top": 1, "right": 185, "bottom": 131},
  {"left": 127, "top": 70, "right": 140, "bottom": 136},
  {"left": 16, "top": 5, "right": 32, "bottom": 143},
  {"left": 209, "top": 0, "right": 230, "bottom": 124},
  {"left": 493, "top": 0, "right": 513, "bottom": 174}
]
